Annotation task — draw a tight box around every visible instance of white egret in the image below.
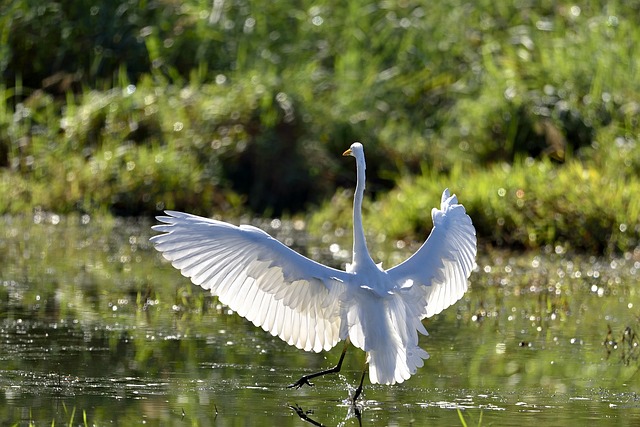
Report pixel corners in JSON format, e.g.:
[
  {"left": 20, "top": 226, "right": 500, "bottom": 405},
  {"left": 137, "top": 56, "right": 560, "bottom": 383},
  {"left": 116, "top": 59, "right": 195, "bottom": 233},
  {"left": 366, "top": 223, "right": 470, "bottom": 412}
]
[{"left": 151, "top": 142, "right": 476, "bottom": 401}]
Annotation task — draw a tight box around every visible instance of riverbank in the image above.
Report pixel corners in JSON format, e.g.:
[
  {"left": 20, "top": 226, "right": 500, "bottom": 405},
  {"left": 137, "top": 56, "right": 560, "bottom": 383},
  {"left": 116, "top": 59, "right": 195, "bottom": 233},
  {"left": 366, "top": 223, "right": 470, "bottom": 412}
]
[{"left": 1, "top": 0, "right": 638, "bottom": 253}]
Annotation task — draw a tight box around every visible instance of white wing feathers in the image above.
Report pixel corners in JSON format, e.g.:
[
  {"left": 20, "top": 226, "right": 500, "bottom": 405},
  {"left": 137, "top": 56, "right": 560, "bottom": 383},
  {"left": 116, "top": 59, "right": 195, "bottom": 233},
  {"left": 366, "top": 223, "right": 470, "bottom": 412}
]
[
  {"left": 151, "top": 187, "right": 476, "bottom": 382},
  {"left": 387, "top": 189, "right": 477, "bottom": 318},
  {"left": 151, "top": 211, "right": 349, "bottom": 353}
]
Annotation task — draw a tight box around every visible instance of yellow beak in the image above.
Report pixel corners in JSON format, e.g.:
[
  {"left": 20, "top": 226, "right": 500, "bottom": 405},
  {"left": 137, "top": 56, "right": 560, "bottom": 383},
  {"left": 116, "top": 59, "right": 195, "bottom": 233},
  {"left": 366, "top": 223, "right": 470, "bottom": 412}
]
[{"left": 342, "top": 148, "right": 352, "bottom": 156}]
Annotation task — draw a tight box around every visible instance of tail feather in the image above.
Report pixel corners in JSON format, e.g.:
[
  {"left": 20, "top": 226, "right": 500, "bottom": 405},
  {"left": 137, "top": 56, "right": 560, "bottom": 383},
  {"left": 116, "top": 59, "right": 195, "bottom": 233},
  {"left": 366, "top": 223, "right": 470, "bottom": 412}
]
[
  {"left": 368, "top": 344, "right": 429, "bottom": 385},
  {"left": 345, "top": 291, "right": 430, "bottom": 385}
]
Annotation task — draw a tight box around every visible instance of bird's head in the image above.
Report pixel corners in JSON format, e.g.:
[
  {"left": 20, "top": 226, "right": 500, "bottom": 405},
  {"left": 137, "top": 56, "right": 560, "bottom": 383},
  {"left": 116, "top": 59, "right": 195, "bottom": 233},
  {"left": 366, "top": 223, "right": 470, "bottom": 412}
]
[{"left": 343, "top": 142, "right": 364, "bottom": 158}]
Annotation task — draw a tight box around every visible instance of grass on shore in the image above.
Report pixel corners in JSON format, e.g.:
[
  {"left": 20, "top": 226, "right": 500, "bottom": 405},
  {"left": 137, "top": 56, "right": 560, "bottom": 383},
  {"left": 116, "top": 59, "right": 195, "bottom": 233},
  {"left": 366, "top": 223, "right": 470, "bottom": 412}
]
[{"left": 1, "top": 0, "right": 639, "bottom": 254}]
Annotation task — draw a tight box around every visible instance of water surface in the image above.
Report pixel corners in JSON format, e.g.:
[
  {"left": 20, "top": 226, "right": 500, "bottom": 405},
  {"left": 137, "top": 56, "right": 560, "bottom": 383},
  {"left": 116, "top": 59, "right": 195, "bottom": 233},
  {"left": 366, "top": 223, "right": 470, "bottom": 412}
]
[{"left": 1, "top": 215, "right": 639, "bottom": 425}]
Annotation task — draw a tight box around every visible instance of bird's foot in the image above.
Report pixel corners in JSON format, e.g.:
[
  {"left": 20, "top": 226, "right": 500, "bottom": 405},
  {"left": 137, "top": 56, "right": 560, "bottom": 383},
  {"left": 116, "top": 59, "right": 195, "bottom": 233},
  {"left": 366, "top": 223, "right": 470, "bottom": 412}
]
[{"left": 287, "top": 376, "right": 315, "bottom": 389}]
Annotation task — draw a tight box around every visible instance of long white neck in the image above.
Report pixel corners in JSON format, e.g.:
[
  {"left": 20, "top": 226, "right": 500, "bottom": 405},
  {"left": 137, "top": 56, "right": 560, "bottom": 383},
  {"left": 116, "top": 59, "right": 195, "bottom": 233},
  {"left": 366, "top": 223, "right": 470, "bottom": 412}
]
[{"left": 352, "top": 154, "right": 374, "bottom": 270}]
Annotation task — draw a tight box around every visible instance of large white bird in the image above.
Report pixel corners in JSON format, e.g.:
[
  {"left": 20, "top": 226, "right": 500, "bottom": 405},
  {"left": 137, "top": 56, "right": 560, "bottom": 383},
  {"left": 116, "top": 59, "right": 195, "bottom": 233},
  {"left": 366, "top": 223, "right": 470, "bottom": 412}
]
[{"left": 151, "top": 142, "right": 476, "bottom": 401}]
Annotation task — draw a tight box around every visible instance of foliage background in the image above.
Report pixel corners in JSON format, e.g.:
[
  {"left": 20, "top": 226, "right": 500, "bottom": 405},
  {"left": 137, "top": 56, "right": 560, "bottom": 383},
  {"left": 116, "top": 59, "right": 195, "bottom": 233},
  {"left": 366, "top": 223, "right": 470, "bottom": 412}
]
[
  {"left": 2, "top": 3, "right": 640, "bottom": 424},
  {"left": 1, "top": 0, "right": 639, "bottom": 253}
]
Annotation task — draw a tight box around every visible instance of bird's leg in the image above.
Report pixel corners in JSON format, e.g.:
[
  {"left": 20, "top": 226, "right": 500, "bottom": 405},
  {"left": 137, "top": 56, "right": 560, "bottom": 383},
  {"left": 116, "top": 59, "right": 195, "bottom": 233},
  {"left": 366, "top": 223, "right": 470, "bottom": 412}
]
[
  {"left": 288, "top": 339, "right": 350, "bottom": 389},
  {"left": 351, "top": 361, "right": 368, "bottom": 403}
]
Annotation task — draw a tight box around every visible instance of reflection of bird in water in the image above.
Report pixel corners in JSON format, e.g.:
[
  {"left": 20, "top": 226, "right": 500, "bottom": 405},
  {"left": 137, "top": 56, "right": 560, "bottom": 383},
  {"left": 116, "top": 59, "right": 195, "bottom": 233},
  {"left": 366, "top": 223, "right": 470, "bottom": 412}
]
[
  {"left": 151, "top": 142, "right": 477, "bottom": 401},
  {"left": 290, "top": 403, "right": 361, "bottom": 427}
]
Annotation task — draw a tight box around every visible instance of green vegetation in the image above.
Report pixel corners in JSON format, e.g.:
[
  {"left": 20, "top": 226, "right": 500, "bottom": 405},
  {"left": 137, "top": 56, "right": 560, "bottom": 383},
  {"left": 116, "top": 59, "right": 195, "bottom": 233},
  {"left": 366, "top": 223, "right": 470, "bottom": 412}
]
[
  {"left": 458, "top": 407, "right": 483, "bottom": 427},
  {"left": 1, "top": 0, "right": 639, "bottom": 253}
]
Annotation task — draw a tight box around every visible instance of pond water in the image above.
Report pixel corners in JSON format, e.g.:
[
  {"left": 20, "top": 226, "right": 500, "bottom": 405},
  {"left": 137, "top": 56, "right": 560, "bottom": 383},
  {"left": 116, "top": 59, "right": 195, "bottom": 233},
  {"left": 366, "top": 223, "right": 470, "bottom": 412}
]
[{"left": 1, "top": 214, "right": 639, "bottom": 426}]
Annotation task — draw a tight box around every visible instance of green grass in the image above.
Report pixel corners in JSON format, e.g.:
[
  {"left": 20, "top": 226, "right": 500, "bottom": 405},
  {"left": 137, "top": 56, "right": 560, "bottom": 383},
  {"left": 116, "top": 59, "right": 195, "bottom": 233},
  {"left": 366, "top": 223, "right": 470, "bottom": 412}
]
[
  {"left": 457, "top": 407, "right": 483, "bottom": 427},
  {"left": 1, "top": 0, "right": 639, "bottom": 253},
  {"left": 311, "top": 157, "right": 640, "bottom": 254}
]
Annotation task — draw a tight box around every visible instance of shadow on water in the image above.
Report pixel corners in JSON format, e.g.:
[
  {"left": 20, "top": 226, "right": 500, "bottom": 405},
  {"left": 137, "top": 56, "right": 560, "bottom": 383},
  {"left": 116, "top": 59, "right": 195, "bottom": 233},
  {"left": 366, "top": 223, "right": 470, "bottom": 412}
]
[{"left": 1, "top": 215, "right": 640, "bottom": 425}]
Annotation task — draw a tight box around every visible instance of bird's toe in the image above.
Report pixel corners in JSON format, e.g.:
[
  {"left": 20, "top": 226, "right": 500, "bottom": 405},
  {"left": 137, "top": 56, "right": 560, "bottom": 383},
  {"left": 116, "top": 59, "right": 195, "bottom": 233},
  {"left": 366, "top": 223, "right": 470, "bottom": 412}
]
[{"left": 287, "top": 377, "right": 315, "bottom": 389}]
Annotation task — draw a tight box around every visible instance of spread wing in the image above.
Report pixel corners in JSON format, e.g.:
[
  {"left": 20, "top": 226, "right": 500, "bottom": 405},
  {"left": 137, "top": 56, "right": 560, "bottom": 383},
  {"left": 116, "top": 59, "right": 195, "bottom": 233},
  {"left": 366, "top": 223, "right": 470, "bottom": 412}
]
[
  {"left": 151, "top": 211, "right": 351, "bottom": 352},
  {"left": 386, "top": 189, "right": 477, "bottom": 318}
]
